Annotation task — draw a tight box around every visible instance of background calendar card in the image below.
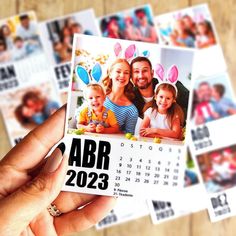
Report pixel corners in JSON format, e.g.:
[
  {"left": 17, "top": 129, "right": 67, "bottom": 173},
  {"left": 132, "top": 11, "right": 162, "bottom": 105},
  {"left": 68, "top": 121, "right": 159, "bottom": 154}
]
[
  {"left": 63, "top": 34, "right": 195, "bottom": 197},
  {"left": 97, "top": 4, "right": 158, "bottom": 44},
  {"left": 154, "top": 4, "right": 227, "bottom": 78},
  {"left": 0, "top": 11, "right": 49, "bottom": 91},
  {"left": 189, "top": 73, "right": 236, "bottom": 155},
  {"left": 0, "top": 76, "right": 61, "bottom": 147},
  {"left": 96, "top": 198, "right": 149, "bottom": 229},
  {"left": 148, "top": 148, "right": 207, "bottom": 224},
  {"left": 39, "top": 9, "right": 101, "bottom": 93},
  {"left": 187, "top": 72, "right": 236, "bottom": 221},
  {"left": 195, "top": 143, "right": 236, "bottom": 222}
]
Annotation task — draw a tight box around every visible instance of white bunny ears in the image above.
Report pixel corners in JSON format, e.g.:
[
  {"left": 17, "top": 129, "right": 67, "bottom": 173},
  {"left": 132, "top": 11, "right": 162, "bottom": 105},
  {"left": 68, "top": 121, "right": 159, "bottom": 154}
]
[{"left": 154, "top": 64, "right": 179, "bottom": 95}]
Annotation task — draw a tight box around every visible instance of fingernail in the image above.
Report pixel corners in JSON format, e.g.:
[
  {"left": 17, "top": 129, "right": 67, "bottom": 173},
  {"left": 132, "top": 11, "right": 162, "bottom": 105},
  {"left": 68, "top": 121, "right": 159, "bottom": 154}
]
[
  {"left": 57, "top": 142, "right": 65, "bottom": 154},
  {"left": 43, "top": 142, "right": 66, "bottom": 173}
]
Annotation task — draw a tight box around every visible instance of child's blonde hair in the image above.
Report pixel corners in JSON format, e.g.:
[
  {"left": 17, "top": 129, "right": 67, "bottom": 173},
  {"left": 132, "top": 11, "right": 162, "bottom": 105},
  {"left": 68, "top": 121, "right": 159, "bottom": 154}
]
[
  {"left": 144, "top": 83, "right": 184, "bottom": 128},
  {"left": 84, "top": 83, "right": 105, "bottom": 99},
  {"left": 102, "top": 58, "right": 135, "bottom": 101}
]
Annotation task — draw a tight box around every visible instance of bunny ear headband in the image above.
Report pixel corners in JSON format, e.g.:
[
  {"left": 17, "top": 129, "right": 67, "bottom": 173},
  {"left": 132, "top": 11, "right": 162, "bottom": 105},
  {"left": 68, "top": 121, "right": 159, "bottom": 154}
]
[
  {"left": 193, "top": 13, "right": 205, "bottom": 24},
  {"left": 114, "top": 42, "right": 150, "bottom": 62},
  {"left": 154, "top": 64, "right": 179, "bottom": 96},
  {"left": 75, "top": 41, "right": 150, "bottom": 85},
  {"left": 75, "top": 62, "right": 102, "bottom": 85}
]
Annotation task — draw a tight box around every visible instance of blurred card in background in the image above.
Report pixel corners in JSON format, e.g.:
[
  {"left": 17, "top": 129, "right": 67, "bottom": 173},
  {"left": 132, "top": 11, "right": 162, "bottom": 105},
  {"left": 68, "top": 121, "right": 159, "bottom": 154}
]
[
  {"left": 39, "top": 9, "right": 101, "bottom": 97},
  {"left": 188, "top": 72, "right": 236, "bottom": 221},
  {"left": 155, "top": 4, "right": 226, "bottom": 77},
  {"left": 98, "top": 4, "right": 158, "bottom": 43},
  {"left": 0, "top": 76, "right": 61, "bottom": 146},
  {"left": 0, "top": 11, "right": 49, "bottom": 92}
]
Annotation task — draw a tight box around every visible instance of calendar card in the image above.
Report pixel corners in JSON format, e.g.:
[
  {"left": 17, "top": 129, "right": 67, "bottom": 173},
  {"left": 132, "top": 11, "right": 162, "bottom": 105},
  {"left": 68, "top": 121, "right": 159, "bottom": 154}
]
[
  {"left": 188, "top": 72, "right": 236, "bottom": 221},
  {"left": 39, "top": 9, "right": 101, "bottom": 93},
  {"left": 96, "top": 198, "right": 149, "bottom": 229},
  {"left": 0, "top": 77, "right": 61, "bottom": 146},
  {"left": 0, "top": 11, "right": 49, "bottom": 92},
  {"left": 148, "top": 148, "right": 207, "bottom": 224},
  {"left": 62, "top": 34, "right": 195, "bottom": 198},
  {"left": 98, "top": 4, "right": 158, "bottom": 43},
  {"left": 154, "top": 4, "right": 226, "bottom": 78}
]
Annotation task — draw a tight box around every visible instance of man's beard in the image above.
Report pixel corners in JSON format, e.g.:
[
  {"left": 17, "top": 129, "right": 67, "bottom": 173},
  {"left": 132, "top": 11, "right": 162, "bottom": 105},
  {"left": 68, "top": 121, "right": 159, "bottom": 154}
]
[{"left": 137, "top": 80, "right": 152, "bottom": 90}]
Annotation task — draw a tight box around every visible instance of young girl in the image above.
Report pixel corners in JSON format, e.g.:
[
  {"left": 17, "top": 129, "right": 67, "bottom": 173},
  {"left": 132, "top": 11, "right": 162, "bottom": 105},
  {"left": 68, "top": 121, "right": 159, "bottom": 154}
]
[
  {"left": 140, "top": 83, "right": 184, "bottom": 139},
  {"left": 195, "top": 20, "right": 216, "bottom": 49},
  {"left": 102, "top": 58, "right": 138, "bottom": 134}
]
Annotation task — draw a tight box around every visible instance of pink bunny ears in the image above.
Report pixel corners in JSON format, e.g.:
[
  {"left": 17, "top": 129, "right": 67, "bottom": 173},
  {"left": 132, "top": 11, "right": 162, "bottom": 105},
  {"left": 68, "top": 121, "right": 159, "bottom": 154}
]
[
  {"left": 154, "top": 64, "right": 179, "bottom": 95},
  {"left": 114, "top": 42, "right": 150, "bottom": 62}
]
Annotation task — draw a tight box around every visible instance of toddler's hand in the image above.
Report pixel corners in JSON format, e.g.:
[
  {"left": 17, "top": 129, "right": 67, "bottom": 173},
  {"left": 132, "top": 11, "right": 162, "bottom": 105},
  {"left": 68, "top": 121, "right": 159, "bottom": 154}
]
[
  {"left": 86, "top": 123, "right": 96, "bottom": 132},
  {"left": 96, "top": 124, "right": 105, "bottom": 133}
]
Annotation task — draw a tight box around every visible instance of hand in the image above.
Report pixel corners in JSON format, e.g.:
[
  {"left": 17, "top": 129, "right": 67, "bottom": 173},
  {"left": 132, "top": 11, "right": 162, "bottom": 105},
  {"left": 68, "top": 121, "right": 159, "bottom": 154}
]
[
  {"left": 0, "top": 105, "right": 116, "bottom": 236},
  {"left": 195, "top": 114, "right": 205, "bottom": 125},
  {"left": 140, "top": 128, "right": 155, "bottom": 137},
  {"left": 96, "top": 124, "right": 105, "bottom": 133},
  {"left": 86, "top": 123, "right": 96, "bottom": 132},
  {"left": 212, "top": 112, "right": 220, "bottom": 119}
]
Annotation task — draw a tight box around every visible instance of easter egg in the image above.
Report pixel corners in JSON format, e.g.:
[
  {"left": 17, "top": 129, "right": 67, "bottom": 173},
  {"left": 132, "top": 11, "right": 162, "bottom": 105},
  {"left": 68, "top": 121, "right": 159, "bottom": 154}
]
[
  {"left": 125, "top": 133, "right": 133, "bottom": 139},
  {"left": 153, "top": 137, "right": 161, "bottom": 143},
  {"left": 130, "top": 136, "right": 138, "bottom": 141}
]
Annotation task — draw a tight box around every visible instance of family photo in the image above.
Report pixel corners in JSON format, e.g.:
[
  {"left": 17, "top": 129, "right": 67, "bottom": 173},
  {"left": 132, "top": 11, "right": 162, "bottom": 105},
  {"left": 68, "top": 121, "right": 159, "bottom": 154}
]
[
  {"left": 99, "top": 5, "right": 158, "bottom": 43},
  {"left": 155, "top": 4, "right": 217, "bottom": 49},
  {"left": 191, "top": 74, "right": 236, "bottom": 125},
  {"left": 197, "top": 144, "right": 236, "bottom": 193},
  {"left": 67, "top": 35, "right": 194, "bottom": 143},
  {"left": 0, "top": 81, "right": 61, "bottom": 146},
  {"left": 40, "top": 9, "right": 100, "bottom": 65},
  {"left": 0, "top": 12, "right": 42, "bottom": 63}
]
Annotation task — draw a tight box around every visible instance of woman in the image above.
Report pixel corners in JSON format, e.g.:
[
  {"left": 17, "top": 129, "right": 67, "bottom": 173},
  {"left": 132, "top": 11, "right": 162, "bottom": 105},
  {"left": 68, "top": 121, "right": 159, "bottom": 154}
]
[{"left": 102, "top": 58, "right": 138, "bottom": 134}]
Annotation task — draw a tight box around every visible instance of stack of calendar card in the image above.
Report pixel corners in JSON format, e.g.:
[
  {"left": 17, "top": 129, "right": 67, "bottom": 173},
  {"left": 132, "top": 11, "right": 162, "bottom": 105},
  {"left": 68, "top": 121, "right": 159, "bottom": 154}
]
[{"left": 0, "top": 12, "right": 61, "bottom": 147}]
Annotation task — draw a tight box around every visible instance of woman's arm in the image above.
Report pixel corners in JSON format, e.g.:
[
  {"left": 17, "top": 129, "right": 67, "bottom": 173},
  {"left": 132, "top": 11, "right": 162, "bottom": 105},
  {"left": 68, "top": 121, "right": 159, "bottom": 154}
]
[{"left": 125, "top": 107, "right": 139, "bottom": 134}]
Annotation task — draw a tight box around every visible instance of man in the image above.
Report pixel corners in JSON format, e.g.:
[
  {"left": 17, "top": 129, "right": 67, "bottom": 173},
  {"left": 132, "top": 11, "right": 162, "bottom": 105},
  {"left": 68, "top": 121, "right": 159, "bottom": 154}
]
[
  {"left": 134, "top": 8, "right": 158, "bottom": 43},
  {"left": 194, "top": 82, "right": 222, "bottom": 124},
  {"left": 130, "top": 56, "right": 189, "bottom": 120},
  {"left": 16, "top": 14, "right": 38, "bottom": 40}
]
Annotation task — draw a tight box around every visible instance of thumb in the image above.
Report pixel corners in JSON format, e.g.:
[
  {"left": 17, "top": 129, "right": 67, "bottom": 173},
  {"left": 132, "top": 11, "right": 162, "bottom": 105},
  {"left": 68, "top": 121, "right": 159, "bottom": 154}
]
[{"left": 0, "top": 142, "right": 68, "bottom": 235}]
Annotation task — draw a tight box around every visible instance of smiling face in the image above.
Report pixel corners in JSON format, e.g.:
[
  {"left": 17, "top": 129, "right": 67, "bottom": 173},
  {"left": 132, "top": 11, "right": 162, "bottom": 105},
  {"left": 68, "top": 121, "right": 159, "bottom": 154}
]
[
  {"left": 110, "top": 61, "right": 131, "bottom": 89},
  {"left": 85, "top": 87, "right": 105, "bottom": 113},
  {"left": 197, "top": 23, "right": 207, "bottom": 35},
  {"left": 131, "top": 61, "right": 153, "bottom": 90},
  {"left": 22, "top": 105, "right": 35, "bottom": 117},
  {"left": 155, "top": 88, "right": 175, "bottom": 113},
  {"left": 198, "top": 83, "right": 212, "bottom": 102}
]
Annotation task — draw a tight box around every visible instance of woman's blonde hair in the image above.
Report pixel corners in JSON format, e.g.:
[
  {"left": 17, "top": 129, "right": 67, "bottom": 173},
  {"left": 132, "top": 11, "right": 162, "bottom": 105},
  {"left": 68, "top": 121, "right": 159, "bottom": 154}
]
[{"left": 102, "top": 58, "right": 135, "bottom": 101}]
